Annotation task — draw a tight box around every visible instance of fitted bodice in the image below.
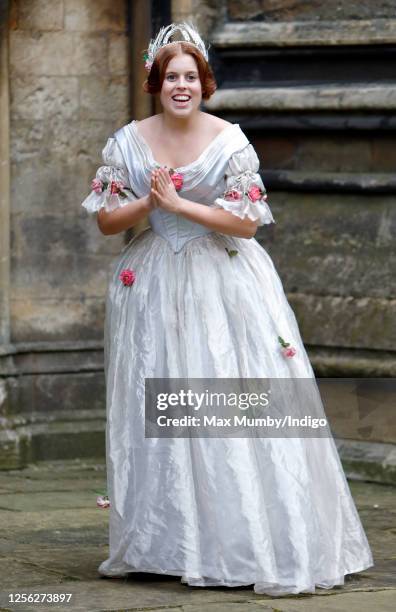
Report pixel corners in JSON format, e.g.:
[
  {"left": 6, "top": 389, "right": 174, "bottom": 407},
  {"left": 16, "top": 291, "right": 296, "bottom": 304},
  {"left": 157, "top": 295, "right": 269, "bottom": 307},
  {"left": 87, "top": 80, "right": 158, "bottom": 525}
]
[
  {"left": 113, "top": 120, "right": 250, "bottom": 253},
  {"left": 148, "top": 209, "right": 213, "bottom": 253}
]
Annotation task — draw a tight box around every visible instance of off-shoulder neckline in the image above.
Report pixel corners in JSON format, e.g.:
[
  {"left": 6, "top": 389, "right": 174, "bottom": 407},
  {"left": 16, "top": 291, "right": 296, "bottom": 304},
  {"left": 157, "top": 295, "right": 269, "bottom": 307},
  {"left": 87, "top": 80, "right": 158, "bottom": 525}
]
[{"left": 130, "top": 119, "right": 239, "bottom": 172}]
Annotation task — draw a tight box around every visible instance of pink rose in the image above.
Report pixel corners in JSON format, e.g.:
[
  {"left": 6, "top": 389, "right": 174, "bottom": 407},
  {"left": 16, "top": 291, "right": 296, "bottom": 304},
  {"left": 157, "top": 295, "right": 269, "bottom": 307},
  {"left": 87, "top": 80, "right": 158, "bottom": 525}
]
[
  {"left": 91, "top": 178, "right": 103, "bottom": 194},
  {"left": 110, "top": 180, "right": 124, "bottom": 195},
  {"left": 96, "top": 495, "right": 110, "bottom": 509},
  {"left": 119, "top": 268, "right": 136, "bottom": 286},
  {"left": 169, "top": 172, "right": 184, "bottom": 191},
  {"left": 278, "top": 335, "right": 296, "bottom": 358},
  {"left": 224, "top": 189, "right": 243, "bottom": 201},
  {"left": 282, "top": 346, "right": 297, "bottom": 358},
  {"left": 247, "top": 184, "right": 263, "bottom": 203},
  {"left": 145, "top": 59, "right": 153, "bottom": 72}
]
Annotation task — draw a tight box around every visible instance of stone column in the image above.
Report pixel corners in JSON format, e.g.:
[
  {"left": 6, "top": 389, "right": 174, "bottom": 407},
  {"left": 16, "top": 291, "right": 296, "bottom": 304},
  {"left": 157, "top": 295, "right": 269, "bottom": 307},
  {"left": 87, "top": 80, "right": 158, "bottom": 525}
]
[{"left": 0, "top": 1, "right": 10, "bottom": 344}]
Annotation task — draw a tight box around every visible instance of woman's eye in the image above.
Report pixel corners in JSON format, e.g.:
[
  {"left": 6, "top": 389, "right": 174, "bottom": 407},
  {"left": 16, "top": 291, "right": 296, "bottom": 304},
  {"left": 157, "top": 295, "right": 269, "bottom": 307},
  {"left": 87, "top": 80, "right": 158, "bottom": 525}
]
[{"left": 166, "top": 74, "right": 197, "bottom": 81}]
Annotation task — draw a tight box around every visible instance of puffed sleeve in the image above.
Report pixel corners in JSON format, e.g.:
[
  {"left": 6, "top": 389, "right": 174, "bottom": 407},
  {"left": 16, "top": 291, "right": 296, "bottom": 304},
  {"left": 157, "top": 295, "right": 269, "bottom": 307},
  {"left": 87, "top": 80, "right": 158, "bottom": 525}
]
[
  {"left": 81, "top": 137, "right": 136, "bottom": 214},
  {"left": 211, "top": 144, "right": 275, "bottom": 226}
]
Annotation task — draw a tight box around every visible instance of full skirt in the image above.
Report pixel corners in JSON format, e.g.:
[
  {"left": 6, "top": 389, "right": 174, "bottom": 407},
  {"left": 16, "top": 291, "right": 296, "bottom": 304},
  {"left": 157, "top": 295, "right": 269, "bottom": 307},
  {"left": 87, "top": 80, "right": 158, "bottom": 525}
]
[{"left": 98, "top": 228, "right": 374, "bottom": 596}]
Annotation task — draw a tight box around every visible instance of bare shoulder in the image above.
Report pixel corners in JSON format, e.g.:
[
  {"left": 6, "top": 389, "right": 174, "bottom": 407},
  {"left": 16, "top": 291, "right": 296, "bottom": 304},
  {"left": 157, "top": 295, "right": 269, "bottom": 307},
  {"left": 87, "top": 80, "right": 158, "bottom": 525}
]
[
  {"left": 202, "top": 113, "right": 233, "bottom": 134},
  {"left": 135, "top": 115, "right": 161, "bottom": 138},
  {"left": 136, "top": 113, "right": 233, "bottom": 140}
]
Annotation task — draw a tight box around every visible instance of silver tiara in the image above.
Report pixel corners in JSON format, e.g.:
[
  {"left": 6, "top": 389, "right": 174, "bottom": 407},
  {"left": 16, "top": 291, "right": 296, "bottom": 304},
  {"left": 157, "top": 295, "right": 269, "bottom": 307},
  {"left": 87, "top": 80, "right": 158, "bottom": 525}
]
[{"left": 143, "top": 21, "right": 209, "bottom": 72}]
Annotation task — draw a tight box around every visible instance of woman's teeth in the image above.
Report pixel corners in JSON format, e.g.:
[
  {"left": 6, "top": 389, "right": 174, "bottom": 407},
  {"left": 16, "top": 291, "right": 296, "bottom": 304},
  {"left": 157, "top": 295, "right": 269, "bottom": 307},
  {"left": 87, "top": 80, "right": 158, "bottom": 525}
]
[{"left": 172, "top": 96, "right": 190, "bottom": 101}]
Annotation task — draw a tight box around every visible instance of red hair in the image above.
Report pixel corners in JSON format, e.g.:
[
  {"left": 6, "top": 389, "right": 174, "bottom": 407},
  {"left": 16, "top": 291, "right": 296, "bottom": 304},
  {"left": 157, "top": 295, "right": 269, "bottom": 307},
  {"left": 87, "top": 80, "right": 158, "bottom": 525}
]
[{"left": 143, "top": 41, "right": 217, "bottom": 100}]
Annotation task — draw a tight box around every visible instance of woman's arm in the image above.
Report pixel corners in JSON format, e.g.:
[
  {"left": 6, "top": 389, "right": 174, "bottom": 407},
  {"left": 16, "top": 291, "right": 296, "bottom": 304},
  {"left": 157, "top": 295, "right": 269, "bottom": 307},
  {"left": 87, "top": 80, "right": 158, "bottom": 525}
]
[
  {"left": 178, "top": 198, "right": 258, "bottom": 239},
  {"left": 97, "top": 195, "right": 153, "bottom": 235},
  {"left": 151, "top": 168, "right": 258, "bottom": 239}
]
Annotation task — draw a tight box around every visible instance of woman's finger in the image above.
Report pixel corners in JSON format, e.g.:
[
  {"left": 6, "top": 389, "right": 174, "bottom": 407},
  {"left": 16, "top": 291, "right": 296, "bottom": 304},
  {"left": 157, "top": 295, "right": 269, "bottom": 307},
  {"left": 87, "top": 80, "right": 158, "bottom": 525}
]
[
  {"left": 155, "top": 172, "right": 162, "bottom": 192},
  {"left": 158, "top": 168, "right": 169, "bottom": 189},
  {"left": 151, "top": 188, "right": 161, "bottom": 201},
  {"left": 155, "top": 173, "right": 166, "bottom": 195},
  {"left": 150, "top": 177, "right": 157, "bottom": 207}
]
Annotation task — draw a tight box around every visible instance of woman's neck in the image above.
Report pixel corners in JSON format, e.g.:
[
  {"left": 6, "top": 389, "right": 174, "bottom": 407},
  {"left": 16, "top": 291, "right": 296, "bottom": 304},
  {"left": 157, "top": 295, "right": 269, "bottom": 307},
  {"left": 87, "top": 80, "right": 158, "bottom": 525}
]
[{"left": 159, "top": 111, "right": 202, "bottom": 135}]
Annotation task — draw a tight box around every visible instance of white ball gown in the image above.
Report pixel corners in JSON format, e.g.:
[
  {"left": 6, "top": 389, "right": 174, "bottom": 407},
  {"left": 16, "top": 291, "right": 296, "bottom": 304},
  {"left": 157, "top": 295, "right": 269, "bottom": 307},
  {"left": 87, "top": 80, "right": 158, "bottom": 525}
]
[{"left": 81, "top": 119, "right": 373, "bottom": 596}]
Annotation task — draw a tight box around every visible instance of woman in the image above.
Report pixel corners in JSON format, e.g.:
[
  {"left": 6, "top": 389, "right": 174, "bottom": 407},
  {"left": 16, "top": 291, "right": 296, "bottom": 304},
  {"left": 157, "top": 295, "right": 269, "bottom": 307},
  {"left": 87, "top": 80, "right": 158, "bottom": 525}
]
[{"left": 81, "top": 22, "right": 373, "bottom": 596}]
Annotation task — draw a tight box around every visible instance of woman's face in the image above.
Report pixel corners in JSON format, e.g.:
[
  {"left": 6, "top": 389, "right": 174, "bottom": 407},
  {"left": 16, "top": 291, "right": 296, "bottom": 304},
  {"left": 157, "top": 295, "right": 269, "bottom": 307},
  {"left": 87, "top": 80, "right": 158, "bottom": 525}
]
[{"left": 160, "top": 52, "right": 202, "bottom": 118}]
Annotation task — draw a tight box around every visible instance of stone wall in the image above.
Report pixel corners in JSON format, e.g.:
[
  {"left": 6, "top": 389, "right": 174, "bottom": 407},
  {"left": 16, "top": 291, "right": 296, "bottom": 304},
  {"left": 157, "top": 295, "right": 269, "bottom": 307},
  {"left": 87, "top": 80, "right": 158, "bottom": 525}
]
[
  {"left": 227, "top": 0, "right": 396, "bottom": 21},
  {"left": 0, "top": 0, "right": 132, "bottom": 468},
  {"left": 1, "top": 0, "right": 395, "bottom": 471},
  {"left": 206, "top": 7, "right": 396, "bottom": 373},
  {"left": 204, "top": 0, "right": 396, "bottom": 464},
  {"left": 9, "top": 0, "right": 130, "bottom": 342}
]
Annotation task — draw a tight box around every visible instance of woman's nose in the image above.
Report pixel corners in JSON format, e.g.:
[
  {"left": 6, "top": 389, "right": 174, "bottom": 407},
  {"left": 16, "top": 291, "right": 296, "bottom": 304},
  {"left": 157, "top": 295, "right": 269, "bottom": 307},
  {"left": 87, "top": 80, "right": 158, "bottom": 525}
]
[{"left": 176, "top": 77, "right": 187, "bottom": 88}]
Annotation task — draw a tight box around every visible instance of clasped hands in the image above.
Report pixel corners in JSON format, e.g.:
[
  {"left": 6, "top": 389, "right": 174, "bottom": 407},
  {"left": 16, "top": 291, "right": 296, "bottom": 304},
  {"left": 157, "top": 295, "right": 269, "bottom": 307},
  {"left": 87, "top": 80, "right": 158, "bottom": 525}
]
[{"left": 149, "top": 167, "right": 182, "bottom": 214}]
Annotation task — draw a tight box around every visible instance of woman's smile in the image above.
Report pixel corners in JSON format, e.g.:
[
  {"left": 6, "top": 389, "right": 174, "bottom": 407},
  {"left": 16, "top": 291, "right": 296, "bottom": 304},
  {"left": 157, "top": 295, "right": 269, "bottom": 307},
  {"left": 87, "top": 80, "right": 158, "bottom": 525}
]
[{"left": 171, "top": 94, "right": 191, "bottom": 107}]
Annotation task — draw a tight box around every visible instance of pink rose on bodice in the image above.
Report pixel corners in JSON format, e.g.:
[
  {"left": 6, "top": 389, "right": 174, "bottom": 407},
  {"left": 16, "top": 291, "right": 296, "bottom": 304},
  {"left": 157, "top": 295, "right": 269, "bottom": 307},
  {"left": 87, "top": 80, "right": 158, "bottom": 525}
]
[
  {"left": 247, "top": 184, "right": 263, "bottom": 202},
  {"left": 170, "top": 172, "right": 184, "bottom": 191}
]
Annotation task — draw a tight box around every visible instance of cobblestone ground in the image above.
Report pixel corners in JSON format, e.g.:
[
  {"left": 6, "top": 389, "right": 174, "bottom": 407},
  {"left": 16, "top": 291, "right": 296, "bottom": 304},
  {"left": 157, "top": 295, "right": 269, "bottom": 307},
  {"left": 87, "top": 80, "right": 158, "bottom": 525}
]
[{"left": 0, "top": 459, "right": 394, "bottom": 612}]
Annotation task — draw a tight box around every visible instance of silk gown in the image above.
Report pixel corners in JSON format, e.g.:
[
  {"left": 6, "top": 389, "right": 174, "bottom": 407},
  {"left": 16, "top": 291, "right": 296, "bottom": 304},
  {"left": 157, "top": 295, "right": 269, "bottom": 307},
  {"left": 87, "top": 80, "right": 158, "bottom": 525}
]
[{"left": 81, "top": 119, "right": 373, "bottom": 596}]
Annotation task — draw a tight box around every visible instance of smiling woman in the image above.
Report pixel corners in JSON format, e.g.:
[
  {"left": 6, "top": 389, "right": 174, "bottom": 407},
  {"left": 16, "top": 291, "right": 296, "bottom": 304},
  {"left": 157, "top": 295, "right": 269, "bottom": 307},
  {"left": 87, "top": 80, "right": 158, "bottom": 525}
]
[
  {"left": 143, "top": 39, "right": 217, "bottom": 100},
  {"left": 96, "top": 44, "right": 260, "bottom": 238},
  {"left": 80, "top": 21, "right": 373, "bottom": 598}
]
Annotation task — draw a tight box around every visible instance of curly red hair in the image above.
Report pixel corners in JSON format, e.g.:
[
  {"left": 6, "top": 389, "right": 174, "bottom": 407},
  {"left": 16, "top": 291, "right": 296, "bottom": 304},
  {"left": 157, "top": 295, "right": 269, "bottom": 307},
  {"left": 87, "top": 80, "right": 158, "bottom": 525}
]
[{"left": 143, "top": 41, "right": 217, "bottom": 100}]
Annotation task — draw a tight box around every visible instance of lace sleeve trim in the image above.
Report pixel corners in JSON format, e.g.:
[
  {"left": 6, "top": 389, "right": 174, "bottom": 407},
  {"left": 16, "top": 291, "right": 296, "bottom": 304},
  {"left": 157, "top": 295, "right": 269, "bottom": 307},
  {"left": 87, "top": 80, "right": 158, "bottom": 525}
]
[
  {"left": 213, "top": 169, "right": 275, "bottom": 226},
  {"left": 81, "top": 137, "right": 135, "bottom": 214}
]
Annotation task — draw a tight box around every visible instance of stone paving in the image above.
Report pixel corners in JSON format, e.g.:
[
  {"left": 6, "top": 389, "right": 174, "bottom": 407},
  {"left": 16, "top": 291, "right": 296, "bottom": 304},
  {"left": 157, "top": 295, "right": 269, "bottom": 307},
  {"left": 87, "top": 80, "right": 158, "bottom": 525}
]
[{"left": 0, "top": 459, "right": 395, "bottom": 612}]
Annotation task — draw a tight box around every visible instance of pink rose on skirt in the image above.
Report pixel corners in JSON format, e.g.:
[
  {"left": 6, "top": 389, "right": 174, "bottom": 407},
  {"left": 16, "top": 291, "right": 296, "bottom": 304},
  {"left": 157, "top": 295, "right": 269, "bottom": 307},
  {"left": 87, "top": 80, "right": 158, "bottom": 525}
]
[
  {"left": 119, "top": 268, "right": 136, "bottom": 286},
  {"left": 224, "top": 189, "right": 243, "bottom": 201},
  {"left": 282, "top": 346, "right": 297, "bottom": 358},
  {"left": 247, "top": 184, "right": 263, "bottom": 202},
  {"left": 278, "top": 335, "right": 296, "bottom": 358},
  {"left": 170, "top": 172, "right": 184, "bottom": 191},
  {"left": 91, "top": 178, "right": 103, "bottom": 194}
]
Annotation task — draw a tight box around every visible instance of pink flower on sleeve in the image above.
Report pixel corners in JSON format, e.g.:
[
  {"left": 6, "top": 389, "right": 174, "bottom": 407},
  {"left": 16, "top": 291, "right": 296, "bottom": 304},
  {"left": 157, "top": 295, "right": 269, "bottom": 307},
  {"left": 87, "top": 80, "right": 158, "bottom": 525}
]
[
  {"left": 91, "top": 178, "right": 103, "bottom": 194},
  {"left": 110, "top": 180, "right": 125, "bottom": 194},
  {"left": 247, "top": 184, "right": 263, "bottom": 203},
  {"left": 224, "top": 189, "right": 243, "bottom": 201}
]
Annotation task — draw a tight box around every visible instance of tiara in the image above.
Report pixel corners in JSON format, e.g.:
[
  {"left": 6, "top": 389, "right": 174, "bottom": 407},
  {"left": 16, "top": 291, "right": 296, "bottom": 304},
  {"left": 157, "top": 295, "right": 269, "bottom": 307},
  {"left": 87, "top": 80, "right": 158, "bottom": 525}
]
[{"left": 143, "top": 21, "right": 209, "bottom": 72}]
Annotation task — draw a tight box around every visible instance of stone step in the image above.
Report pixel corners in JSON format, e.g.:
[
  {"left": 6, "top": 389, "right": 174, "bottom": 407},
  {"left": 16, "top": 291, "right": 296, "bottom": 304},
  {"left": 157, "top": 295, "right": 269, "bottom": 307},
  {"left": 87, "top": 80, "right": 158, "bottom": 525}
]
[
  {"left": 1, "top": 411, "right": 395, "bottom": 484},
  {"left": 262, "top": 170, "right": 396, "bottom": 193},
  {"left": 204, "top": 84, "right": 396, "bottom": 112},
  {"left": 211, "top": 19, "right": 396, "bottom": 47},
  {"left": 220, "top": 112, "right": 396, "bottom": 131},
  {"left": 335, "top": 438, "right": 396, "bottom": 485}
]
